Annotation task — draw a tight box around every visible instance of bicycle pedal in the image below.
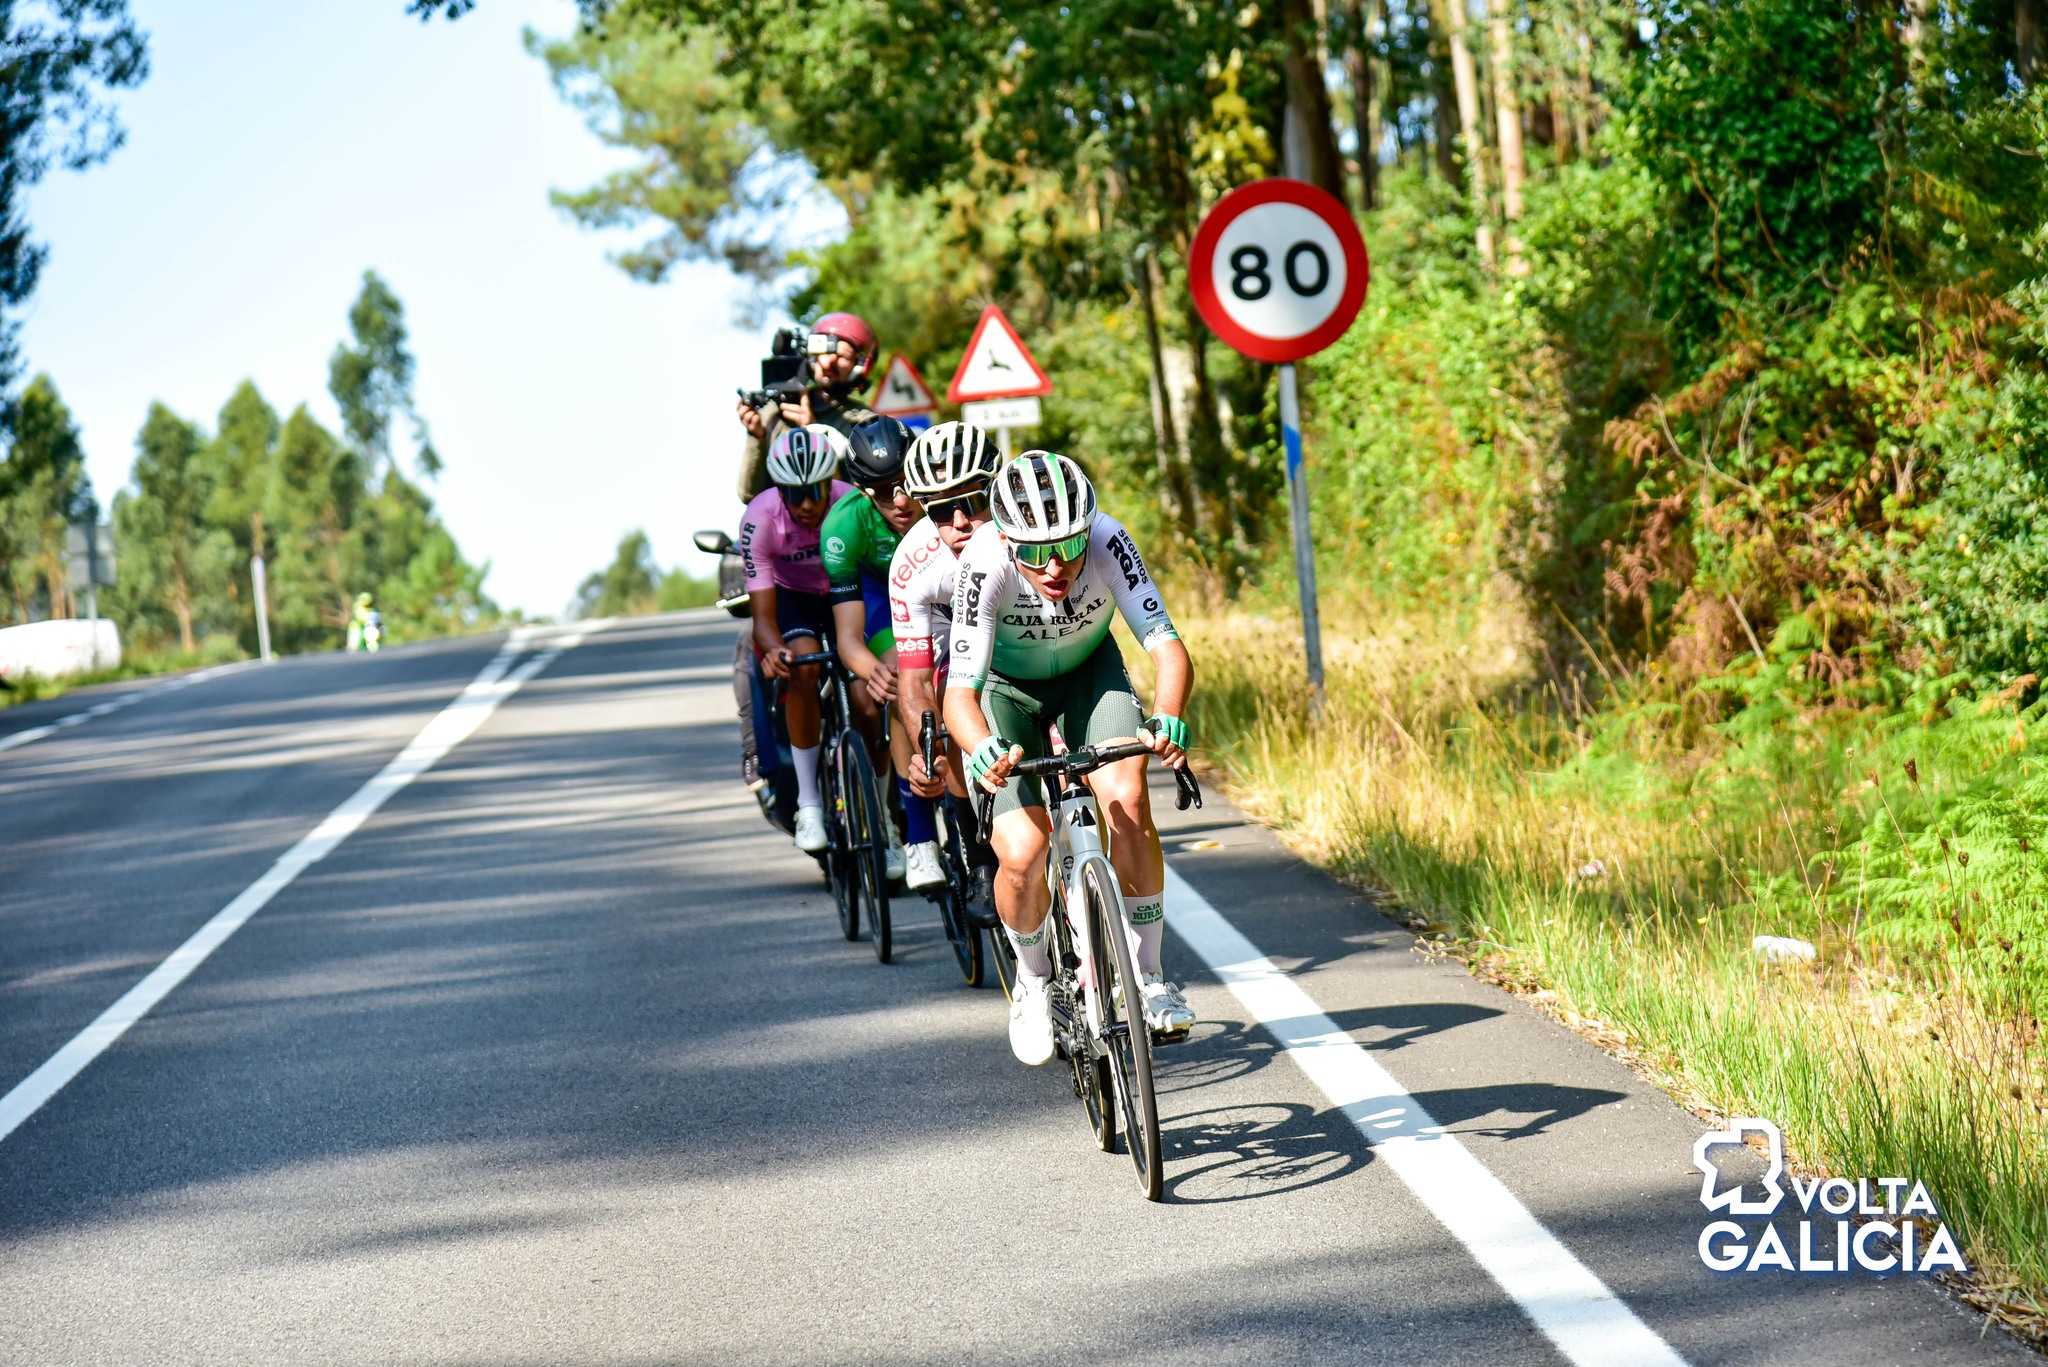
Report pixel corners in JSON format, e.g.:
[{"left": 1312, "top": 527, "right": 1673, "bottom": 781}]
[{"left": 1148, "top": 1024, "right": 1195, "bottom": 1046}]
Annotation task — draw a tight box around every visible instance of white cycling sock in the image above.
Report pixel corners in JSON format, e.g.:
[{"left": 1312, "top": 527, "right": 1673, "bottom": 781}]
[
  {"left": 1127, "top": 893, "right": 1165, "bottom": 977},
  {"left": 1008, "top": 919, "right": 1052, "bottom": 979},
  {"left": 792, "top": 744, "right": 821, "bottom": 809}
]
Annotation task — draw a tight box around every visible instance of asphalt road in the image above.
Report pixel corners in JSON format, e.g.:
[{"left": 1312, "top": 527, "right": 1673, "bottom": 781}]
[{"left": 0, "top": 613, "right": 2033, "bottom": 1365}]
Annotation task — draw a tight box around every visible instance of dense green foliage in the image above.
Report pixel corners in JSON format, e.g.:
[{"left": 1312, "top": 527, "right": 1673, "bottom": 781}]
[
  {"left": 570, "top": 527, "right": 716, "bottom": 619},
  {"left": 5, "top": 273, "right": 498, "bottom": 659}
]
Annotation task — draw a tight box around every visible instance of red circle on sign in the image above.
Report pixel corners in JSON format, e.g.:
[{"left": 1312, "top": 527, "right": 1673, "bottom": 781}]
[{"left": 1189, "top": 179, "right": 1369, "bottom": 364}]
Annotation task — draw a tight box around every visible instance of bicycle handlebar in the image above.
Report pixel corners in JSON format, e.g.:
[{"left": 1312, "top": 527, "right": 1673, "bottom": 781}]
[{"left": 973, "top": 738, "right": 1204, "bottom": 834}]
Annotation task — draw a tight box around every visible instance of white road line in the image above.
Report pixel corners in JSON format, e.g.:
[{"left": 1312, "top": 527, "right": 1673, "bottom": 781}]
[
  {"left": 0, "top": 659, "right": 259, "bottom": 755},
  {"left": 1163, "top": 863, "right": 1689, "bottom": 1367},
  {"left": 0, "top": 624, "right": 597, "bottom": 1147}
]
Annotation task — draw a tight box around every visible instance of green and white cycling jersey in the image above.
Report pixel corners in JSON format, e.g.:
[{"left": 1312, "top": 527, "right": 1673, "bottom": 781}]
[{"left": 946, "top": 513, "right": 1178, "bottom": 687}]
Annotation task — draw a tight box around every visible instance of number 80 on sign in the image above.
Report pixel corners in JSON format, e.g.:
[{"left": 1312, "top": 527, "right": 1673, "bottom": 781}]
[{"left": 1189, "top": 179, "right": 1369, "bottom": 364}]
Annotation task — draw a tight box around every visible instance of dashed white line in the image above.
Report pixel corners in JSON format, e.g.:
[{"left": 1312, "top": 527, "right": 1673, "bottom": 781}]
[
  {"left": 1164, "top": 862, "right": 1689, "bottom": 1367},
  {"left": 0, "top": 624, "right": 599, "bottom": 1146}
]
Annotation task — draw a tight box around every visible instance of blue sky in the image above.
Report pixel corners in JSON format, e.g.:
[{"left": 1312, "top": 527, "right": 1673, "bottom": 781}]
[{"left": 19, "top": 0, "right": 769, "bottom": 618}]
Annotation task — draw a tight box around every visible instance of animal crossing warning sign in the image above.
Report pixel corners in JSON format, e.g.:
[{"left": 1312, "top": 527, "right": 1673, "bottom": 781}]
[{"left": 945, "top": 305, "right": 1052, "bottom": 404}]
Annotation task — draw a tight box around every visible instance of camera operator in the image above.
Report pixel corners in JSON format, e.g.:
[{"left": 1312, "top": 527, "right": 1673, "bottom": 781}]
[{"left": 734, "top": 311, "right": 882, "bottom": 501}]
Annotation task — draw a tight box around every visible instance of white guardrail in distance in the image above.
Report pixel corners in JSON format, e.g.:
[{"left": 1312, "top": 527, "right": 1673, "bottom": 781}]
[{"left": 0, "top": 619, "right": 123, "bottom": 682}]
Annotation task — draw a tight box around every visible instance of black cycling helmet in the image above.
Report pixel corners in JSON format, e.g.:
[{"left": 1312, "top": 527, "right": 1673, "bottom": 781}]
[{"left": 844, "top": 415, "right": 915, "bottom": 488}]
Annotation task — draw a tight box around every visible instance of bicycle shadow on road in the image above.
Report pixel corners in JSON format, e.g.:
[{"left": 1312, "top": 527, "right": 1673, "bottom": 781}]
[
  {"left": 1148, "top": 1015, "right": 1629, "bottom": 1205},
  {"left": 1152, "top": 1002, "right": 1504, "bottom": 1097}
]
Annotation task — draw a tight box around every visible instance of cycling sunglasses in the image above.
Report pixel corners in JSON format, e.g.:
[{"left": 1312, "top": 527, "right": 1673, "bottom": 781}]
[
  {"left": 1011, "top": 529, "right": 1090, "bottom": 569},
  {"left": 922, "top": 487, "right": 990, "bottom": 523},
  {"left": 777, "top": 481, "right": 830, "bottom": 507},
  {"left": 859, "top": 478, "right": 905, "bottom": 504}
]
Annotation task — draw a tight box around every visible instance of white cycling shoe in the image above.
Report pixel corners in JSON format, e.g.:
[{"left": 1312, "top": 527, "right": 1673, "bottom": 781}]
[
  {"left": 1009, "top": 975, "right": 1056, "bottom": 1066},
  {"left": 793, "top": 804, "right": 828, "bottom": 853},
  {"left": 904, "top": 840, "right": 946, "bottom": 891},
  {"left": 1139, "top": 973, "right": 1196, "bottom": 1039}
]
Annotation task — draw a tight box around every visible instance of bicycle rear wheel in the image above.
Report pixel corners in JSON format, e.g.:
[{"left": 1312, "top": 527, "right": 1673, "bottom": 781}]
[
  {"left": 829, "top": 738, "right": 861, "bottom": 941},
  {"left": 1084, "top": 859, "right": 1161, "bottom": 1200},
  {"left": 844, "top": 739, "right": 892, "bottom": 963}
]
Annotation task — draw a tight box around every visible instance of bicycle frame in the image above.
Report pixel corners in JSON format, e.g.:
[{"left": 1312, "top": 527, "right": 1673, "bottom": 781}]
[{"left": 1039, "top": 778, "right": 1119, "bottom": 1039}]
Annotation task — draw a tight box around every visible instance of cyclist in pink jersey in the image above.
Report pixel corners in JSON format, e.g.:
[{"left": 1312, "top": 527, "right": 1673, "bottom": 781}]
[{"left": 739, "top": 425, "right": 854, "bottom": 852}]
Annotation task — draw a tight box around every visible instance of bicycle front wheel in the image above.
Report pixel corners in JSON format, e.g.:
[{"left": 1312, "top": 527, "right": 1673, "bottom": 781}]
[
  {"left": 1084, "top": 859, "right": 1161, "bottom": 1201},
  {"left": 829, "top": 738, "right": 861, "bottom": 941},
  {"left": 844, "top": 739, "right": 892, "bottom": 963}
]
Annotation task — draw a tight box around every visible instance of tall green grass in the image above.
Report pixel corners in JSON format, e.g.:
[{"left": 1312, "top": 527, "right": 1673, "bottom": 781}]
[{"left": 1142, "top": 591, "right": 2048, "bottom": 1333}]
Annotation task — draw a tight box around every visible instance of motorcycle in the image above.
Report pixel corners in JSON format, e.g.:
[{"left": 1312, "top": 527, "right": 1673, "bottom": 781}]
[{"left": 693, "top": 529, "right": 750, "bottom": 619}]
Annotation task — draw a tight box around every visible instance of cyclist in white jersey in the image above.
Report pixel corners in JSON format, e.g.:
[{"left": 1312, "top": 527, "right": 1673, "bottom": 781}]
[
  {"left": 942, "top": 452, "right": 1196, "bottom": 1065},
  {"left": 889, "top": 422, "right": 1004, "bottom": 896}
]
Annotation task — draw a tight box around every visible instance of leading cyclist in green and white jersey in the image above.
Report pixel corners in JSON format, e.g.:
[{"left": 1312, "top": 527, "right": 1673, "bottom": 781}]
[{"left": 942, "top": 451, "right": 1197, "bottom": 1065}]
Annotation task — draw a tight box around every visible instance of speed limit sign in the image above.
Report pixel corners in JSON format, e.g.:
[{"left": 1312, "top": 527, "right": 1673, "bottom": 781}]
[
  {"left": 1187, "top": 177, "right": 1368, "bottom": 712},
  {"left": 1189, "top": 179, "right": 1368, "bottom": 363}
]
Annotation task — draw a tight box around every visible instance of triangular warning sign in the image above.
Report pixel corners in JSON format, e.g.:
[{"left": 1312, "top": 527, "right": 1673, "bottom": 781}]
[
  {"left": 946, "top": 304, "right": 1052, "bottom": 403},
  {"left": 870, "top": 353, "right": 939, "bottom": 415}
]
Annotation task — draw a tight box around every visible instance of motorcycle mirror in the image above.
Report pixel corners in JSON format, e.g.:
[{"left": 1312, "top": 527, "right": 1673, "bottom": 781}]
[{"left": 693, "top": 529, "right": 734, "bottom": 556}]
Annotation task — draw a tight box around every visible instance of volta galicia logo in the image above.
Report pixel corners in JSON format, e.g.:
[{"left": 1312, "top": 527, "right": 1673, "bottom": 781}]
[{"left": 1693, "top": 1119, "right": 1966, "bottom": 1275}]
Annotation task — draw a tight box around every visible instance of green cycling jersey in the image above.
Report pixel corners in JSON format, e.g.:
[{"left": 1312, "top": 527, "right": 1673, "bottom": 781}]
[{"left": 820, "top": 490, "right": 899, "bottom": 601}]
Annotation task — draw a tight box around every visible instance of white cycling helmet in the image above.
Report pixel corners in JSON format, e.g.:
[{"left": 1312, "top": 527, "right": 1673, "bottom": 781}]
[
  {"left": 766, "top": 424, "right": 842, "bottom": 487},
  {"left": 904, "top": 421, "right": 1000, "bottom": 495},
  {"left": 990, "top": 450, "right": 1096, "bottom": 544}
]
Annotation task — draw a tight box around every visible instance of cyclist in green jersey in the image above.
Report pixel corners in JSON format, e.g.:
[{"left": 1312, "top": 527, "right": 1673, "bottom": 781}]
[{"left": 822, "top": 415, "right": 933, "bottom": 887}]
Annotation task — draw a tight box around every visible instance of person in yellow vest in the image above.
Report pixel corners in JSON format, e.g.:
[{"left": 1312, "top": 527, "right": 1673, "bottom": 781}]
[{"left": 347, "top": 592, "right": 383, "bottom": 653}]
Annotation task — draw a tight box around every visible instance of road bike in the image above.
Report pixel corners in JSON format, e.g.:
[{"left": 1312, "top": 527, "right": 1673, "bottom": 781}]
[
  {"left": 977, "top": 740, "right": 1202, "bottom": 1201},
  {"left": 786, "top": 650, "right": 891, "bottom": 959}
]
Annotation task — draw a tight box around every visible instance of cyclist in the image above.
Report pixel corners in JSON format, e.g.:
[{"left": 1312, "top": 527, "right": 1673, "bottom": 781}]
[
  {"left": 888, "top": 421, "right": 1004, "bottom": 905},
  {"left": 822, "top": 414, "right": 924, "bottom": 886},
  {"left": 942, "top": 452, "right": 1196, "bottom": 1066},
  {"left": 739, "top": 424, "right": 853, "bottom": 853},
  {"left": 734, "top": 312, "right": 881, "bottom": 502}
]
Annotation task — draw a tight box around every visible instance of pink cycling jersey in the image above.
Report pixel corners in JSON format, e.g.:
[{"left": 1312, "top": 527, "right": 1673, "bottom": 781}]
[{"left": 738, "top": 481, "right": 853, "bottom": 595}]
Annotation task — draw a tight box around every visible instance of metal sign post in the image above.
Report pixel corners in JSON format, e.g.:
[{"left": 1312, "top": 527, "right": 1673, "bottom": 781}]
[
  {"left": 1187, "top": 178, "right": 1370, "bottom": 714},
  {"left": 1276, "top": 364, "right": 1325, "bottom": 705},
  {"left": 250, "top": 555, "right": 274, "bottom": 663}
]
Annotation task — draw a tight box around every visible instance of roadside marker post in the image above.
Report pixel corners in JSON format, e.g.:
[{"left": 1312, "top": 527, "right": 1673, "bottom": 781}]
[
  {"left": 947, "top": 304, "right": 1052, "bottom": 459},
  {"left": 251, "top": 555, "right": 273, "bottom": 663},
  {"left": 1189, "top": 178, "right": 1369, "bottom": 712}
]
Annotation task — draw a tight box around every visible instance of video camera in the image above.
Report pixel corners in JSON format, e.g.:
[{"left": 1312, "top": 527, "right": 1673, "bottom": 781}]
[{"left": 737, "top": 325, "right": 837, "bottom": 409}]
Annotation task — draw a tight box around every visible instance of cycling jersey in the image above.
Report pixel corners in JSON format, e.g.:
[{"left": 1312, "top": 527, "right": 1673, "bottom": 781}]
[
  {"left": 946, "top": 513, "right": 1177, "bottom": 688},
  {"left": 886, "top": 517, "right": 955, "bottom": 672},
  {"left": 739, "top": 480, "right": 854, "bottom": 595},
  {"left": 820, "top": 489, "right": 901, "bottom": 603}
]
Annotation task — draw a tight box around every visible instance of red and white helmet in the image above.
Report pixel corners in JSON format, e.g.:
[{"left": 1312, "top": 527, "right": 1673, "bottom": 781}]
[{"left": 808, "top": 312, "right": 877, "bottom": 379}]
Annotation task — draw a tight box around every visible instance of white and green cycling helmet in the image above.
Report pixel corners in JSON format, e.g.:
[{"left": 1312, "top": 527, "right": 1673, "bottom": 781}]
[
  {"left": 991, "top": 450, "right": 1096, "bottom": 566},
  {"left": 766, "top": 423, "right": 842, "bottom": 489},
  {"left": 904, "top": 421, "right": 1000, "bottom": 495}
]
